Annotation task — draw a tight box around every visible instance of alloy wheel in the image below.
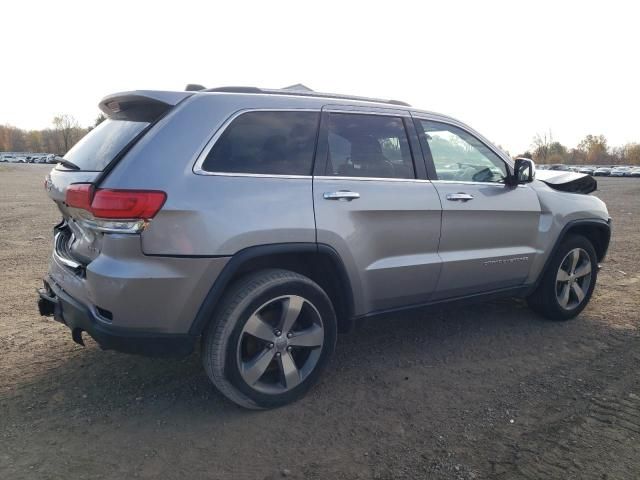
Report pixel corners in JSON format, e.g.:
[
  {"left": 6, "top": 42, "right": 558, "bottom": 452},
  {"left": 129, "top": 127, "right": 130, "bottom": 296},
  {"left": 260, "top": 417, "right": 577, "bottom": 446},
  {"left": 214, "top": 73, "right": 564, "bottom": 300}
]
[
  {"left": 555, "top": 248, "right": 592, "bottom": 310},
  {"left": 236, "top": 295, "right": 324, "bottom": 394}
]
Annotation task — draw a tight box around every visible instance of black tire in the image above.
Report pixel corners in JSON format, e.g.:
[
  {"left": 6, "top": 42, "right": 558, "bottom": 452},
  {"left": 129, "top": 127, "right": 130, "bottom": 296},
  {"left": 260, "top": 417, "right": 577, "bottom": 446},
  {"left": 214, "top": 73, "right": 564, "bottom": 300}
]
[
  {"left": 201, "top": 269, "right": 337, "bottom": 409},
  {"left": 527, "top": 234, "right": 598, "bottom": 321}
]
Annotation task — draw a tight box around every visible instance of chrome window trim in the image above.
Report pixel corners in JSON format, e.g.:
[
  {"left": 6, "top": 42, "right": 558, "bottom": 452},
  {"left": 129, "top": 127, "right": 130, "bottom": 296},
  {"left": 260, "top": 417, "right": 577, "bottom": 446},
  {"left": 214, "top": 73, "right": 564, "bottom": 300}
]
[
  {"left": 194, "top": 171, "right": 312, "bottom": 179},
  {"left": 431, "top": 179, "right": 506, "bottom": 187},
  {"left": 193, "top": 108, "right": 320, "bottom": 177},
  {"left": 315, "top": 175, "right": 430, "bottom": 183},
  {"left": 321, "top": 106, "right": 412, "bottom": 118},
  {"left": 431, "top": 179, "right": 528, "bottom": 188}
]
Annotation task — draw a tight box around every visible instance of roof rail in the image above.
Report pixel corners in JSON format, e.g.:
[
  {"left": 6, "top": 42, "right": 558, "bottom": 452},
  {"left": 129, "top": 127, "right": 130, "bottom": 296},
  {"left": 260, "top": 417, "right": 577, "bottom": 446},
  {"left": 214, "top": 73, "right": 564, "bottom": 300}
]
[{"left": 202, "top": 86, "right": 411, "bottom": 107}]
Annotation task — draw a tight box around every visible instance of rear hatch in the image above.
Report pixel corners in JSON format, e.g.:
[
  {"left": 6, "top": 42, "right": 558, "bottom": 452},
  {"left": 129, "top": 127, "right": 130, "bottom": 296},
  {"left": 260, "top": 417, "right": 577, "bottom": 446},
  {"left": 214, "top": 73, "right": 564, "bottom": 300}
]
[{"left": 46, "top": 91, "right": 192, "bottom": 266}]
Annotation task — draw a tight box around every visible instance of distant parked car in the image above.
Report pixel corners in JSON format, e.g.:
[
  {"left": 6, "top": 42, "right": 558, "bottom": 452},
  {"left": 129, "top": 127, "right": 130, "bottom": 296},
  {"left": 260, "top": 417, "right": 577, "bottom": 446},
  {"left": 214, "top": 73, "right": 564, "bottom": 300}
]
[
  {"left": 593, "top": 167, "right": 611, "bottom": 176},
  {"left": 578, "top": 167, "right": 595, "bottom": 175},
  {"left": 548, "top": 164, "right": 571, "bottom": 171},
  {"left": 610, "top": 167, "right": 631, "bottom": 177},
  {"left": 629, "top": 167, "right": 640, "bottom": 177}
]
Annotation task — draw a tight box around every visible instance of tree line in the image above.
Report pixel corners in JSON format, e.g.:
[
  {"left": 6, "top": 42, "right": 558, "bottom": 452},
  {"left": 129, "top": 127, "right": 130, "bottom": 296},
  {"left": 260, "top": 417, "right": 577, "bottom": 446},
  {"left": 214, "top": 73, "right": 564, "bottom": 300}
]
[
  {"left": 1, "top": 114, "right": 639, "bottom": 166},
  {"left": 0, "top": 114, "right": 105, "bottom": 155},
  {"left": 517, "top": 131, "right": 640, "bottom": 166}
]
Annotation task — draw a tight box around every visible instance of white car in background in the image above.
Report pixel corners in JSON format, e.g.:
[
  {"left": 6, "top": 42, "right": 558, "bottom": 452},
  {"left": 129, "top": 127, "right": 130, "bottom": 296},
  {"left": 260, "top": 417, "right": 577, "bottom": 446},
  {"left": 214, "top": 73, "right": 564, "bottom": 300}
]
[
  {"left": 593, "top": 167, "right": 611, "bottom": 176},
  {"left": 610, "top": 167, "right": 631, "bottom": 177}
]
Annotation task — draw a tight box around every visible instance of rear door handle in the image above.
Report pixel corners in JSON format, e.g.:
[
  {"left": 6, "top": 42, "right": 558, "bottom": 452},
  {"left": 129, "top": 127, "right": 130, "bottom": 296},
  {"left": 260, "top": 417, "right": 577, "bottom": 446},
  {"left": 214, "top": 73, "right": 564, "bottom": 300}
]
[
  {"left": 323, "top": 191, "right": 360, "bottom": 201},
  {"left": 446, "top": 193, "right": 474, "bottom": 202}
]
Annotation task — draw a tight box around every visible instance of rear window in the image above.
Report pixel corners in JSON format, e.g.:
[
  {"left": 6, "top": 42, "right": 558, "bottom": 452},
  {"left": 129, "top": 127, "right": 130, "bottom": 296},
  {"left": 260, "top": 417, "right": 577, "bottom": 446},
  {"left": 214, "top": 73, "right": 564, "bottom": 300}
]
[
  {"left": 201, "top": 111, "right": 319, "bottom": 176},
  {"left": 60, "top": 119, "right": 149, "bottom": 171}
]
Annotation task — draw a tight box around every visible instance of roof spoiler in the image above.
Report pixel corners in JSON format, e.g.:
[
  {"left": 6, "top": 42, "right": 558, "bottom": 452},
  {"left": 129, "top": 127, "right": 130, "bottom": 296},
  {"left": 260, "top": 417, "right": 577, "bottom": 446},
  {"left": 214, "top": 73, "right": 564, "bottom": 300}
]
[{"left": 99, "top": 90, "right": 193, "bottom": 122}]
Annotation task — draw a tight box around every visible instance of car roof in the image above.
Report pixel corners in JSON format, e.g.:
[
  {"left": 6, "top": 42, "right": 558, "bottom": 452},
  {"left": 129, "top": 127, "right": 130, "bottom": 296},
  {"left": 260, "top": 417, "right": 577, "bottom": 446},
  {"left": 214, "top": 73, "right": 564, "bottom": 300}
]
[
  {"left": 99, "top": 87, "right": 512, "bottom": 164},
  {"left": 195, "top": 88, "right": 464, "bottom": 125},
  {"left": 102, "top": 86, "right": 463, "bottom": 126}
]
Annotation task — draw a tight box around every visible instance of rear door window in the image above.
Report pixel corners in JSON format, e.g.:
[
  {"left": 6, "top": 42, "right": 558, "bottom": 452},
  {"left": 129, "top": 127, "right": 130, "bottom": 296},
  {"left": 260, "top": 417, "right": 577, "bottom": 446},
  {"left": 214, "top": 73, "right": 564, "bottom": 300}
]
[
  {"left": 201, "top": 111, "right": 320, "bottom": 175},
  {"left": 324, "top": 113, "right": 415, "bottom": 179},
  {"left": 61, "top": 119, "right": 149, "bottom": 171}
]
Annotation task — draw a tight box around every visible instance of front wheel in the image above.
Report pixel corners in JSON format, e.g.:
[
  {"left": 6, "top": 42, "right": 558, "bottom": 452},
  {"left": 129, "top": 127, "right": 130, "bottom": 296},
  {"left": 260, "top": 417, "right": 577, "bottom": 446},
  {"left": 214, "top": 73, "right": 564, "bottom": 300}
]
[
  {"left": 528, "top": 234, "right": 598, "bottom": 320},
  {"left": 202, "top": 269, "right": 337, "bottom": 409}
]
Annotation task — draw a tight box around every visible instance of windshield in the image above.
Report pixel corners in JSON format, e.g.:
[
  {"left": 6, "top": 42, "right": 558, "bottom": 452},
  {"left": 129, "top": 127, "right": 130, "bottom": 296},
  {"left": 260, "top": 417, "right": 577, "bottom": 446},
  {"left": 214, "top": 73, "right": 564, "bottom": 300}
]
[{"left": 60, "top": 119, "right": 149, "bottom": 171}]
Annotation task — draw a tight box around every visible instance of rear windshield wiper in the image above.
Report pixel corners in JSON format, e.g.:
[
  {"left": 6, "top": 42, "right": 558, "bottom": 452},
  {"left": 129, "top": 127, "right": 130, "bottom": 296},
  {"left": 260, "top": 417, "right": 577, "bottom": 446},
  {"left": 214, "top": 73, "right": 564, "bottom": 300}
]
[{"left": 56, "top": 159, "right": 81, "bottom": 170}]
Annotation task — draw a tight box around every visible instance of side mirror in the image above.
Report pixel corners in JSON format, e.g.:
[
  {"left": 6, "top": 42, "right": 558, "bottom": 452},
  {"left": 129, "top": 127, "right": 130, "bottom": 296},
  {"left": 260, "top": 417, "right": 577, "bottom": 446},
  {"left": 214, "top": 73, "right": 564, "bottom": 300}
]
[{"left": 509, "top": 158, "right": 536, "bottom": 185}]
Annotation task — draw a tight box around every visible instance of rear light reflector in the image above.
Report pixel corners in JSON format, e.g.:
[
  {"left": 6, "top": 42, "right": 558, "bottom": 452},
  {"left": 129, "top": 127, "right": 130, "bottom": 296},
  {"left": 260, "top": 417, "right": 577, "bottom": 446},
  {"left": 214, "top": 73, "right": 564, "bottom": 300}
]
[{"left": 65, "top": 183, "right": 166, "bottom": 221}]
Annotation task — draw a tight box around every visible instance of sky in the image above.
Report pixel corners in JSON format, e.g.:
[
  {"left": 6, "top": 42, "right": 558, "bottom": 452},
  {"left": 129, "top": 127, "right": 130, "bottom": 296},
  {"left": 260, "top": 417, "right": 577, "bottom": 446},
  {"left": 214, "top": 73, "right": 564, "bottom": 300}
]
[{"left": 1, "top": 0, "right": 638, "bottom": 154}]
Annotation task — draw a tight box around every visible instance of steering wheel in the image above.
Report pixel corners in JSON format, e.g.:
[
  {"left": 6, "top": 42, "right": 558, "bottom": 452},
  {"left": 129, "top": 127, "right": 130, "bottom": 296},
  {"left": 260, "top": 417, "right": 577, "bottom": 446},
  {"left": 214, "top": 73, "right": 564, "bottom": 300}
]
[{"left": 472, "top": 167, "right": 494, "bottom": 182}]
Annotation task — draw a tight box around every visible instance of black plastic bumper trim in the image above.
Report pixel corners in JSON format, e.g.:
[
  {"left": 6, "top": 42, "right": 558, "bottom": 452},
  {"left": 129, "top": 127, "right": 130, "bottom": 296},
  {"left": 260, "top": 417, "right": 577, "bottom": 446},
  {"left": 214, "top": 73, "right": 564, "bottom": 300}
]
[{"left": 38, "top": 280, "right": 195, "bottom": 357}]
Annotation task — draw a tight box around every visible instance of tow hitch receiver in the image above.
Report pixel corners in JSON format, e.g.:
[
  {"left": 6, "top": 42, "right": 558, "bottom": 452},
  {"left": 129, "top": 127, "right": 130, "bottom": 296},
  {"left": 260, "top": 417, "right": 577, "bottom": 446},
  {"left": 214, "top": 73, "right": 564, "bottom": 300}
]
[
  {"left": 37, "top": 284, "right": 57, "bottom": 317},
  {"left": 37, "top": 282, "right": 85, "bottom": 346}
]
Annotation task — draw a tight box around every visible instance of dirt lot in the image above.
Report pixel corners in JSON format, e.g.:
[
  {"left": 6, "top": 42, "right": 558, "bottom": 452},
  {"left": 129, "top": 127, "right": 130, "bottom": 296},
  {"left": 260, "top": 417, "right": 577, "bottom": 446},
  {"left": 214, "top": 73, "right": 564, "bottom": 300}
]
[{"left": 1, "top": 164, "right": 639, "bottom": 480}]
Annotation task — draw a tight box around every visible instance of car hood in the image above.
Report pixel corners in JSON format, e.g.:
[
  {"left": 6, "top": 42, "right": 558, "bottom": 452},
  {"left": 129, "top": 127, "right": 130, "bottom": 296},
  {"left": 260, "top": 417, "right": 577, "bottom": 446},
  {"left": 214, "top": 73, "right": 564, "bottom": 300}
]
[{"left": 535, "top": 169, "right": 597, "bottom": 194}]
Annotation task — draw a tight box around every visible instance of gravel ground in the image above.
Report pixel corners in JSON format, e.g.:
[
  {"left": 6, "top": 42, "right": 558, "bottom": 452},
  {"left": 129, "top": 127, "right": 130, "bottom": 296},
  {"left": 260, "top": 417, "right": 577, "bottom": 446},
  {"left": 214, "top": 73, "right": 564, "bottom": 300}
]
[{"left": 1, "top": 164, "right": 639, "bottom": 480}]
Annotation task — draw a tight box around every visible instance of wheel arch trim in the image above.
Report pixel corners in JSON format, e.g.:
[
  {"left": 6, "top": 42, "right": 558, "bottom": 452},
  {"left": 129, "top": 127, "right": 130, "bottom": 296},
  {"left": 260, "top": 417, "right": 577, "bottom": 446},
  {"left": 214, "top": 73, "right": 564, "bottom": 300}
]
[
  {"left": 188, "top": 243, "right": 355, "bottom": 336},
  {"left": 530, "top": 217, "right": 611, "bottom": 292}
]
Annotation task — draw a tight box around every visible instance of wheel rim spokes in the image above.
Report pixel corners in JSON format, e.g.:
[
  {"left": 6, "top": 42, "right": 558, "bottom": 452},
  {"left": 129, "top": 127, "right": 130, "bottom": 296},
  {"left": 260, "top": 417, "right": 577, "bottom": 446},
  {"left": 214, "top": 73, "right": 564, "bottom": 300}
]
[
  {"left": 574, "top": 262, "right": 592, "bottom": 278},
  {"left": 569, "top": 249, "right": 580, "bottom": 273},
  {"left": 558, "top": 282, "right": 571, "bottom": 308},
  {"left": 237, "top": 295, "right": 324, "bottom": 394},
  {"left": 572, "top": 282, "right": 585, "bottom": 303},
  {"left": 280, "top": 296, "right": 304, "bottom": 333},
  {"left": 278, "top": 351, "right": 301, "bottom": 389},
  {"left": 243, "top": 313, "right": 275, "bottom": 342},
  {"left": 555, "top": 248, "right": 592, "bottom": 310},
  {"left": 288, "top": 324, "right": 324, "bottom": 348},
  {"left": 242, "top": 348, "right": 276, "bottom": 386},
  {"left": 556, "top": 268, "right": 571, "bottom": 282}
]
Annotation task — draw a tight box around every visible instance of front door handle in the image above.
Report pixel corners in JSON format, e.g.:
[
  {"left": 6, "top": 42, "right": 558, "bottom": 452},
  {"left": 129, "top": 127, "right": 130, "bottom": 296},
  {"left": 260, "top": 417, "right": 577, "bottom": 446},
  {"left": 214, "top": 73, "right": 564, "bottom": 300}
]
[
  {"left": 323, "top": 191, "right": 360, "bottom": 201},
  {"left": 446, "top": 192, "right": 474, "bottom": 202}
]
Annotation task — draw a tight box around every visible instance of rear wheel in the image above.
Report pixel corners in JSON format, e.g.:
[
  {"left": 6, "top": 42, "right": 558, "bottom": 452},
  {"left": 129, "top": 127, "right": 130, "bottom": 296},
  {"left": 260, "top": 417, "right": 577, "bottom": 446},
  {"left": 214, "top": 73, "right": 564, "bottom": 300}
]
[
  {"left": 202, "top": 269, "right": 337, "bottom": 409},
  {"left": 528, "top": 234, "right": 598, "bottom": 320}
]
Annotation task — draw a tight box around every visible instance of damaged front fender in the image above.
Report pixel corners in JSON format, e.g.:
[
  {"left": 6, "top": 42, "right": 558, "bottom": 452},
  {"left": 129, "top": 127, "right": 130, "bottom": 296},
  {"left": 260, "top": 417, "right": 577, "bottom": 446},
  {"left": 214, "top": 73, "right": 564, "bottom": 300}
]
[{"left": 535, "top": 170, "right": 597, "bottom": 194}]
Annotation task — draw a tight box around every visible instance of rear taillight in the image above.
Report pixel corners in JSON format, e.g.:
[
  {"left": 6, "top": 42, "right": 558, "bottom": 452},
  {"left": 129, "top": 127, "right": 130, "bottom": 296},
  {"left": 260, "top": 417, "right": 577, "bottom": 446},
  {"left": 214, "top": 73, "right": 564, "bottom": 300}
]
[
  {"left": 65, "top": 184, "right": 94, "bottom": 211},
  {"left": 65, "top": 183, "right": 166, "bottom": 233},
  {"left": 90, "top": 189, "right": 166, "bottom": 219}
]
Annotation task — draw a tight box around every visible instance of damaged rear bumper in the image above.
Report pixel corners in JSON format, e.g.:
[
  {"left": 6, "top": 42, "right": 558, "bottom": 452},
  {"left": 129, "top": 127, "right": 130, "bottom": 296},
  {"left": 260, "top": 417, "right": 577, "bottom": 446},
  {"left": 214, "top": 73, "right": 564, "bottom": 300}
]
[{"left": 38, "top": 278, "right": 195, "bottom": 357}]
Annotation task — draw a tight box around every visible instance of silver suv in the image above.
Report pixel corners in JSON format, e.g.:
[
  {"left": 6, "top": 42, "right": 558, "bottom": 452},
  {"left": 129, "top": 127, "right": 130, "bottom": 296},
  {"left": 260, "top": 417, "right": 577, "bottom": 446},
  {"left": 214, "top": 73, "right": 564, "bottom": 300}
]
[{"left": 38, "top": 86, "right": 611, "bottom": 409}]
